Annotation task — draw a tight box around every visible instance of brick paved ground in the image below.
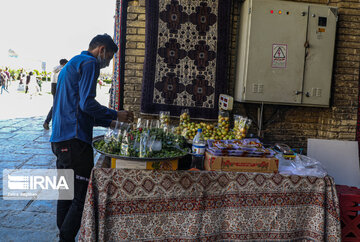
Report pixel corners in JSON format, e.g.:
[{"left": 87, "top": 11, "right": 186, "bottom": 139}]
[{"left": 0, "top": 81, "right": 109, "bottom": 241}]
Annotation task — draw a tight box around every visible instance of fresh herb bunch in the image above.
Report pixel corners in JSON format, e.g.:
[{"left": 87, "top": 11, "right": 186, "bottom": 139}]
[{"left": 94, "top": 127, "right": 188, "bottom": 159}]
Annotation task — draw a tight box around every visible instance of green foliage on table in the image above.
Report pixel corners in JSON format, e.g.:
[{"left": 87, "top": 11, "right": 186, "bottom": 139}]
[
  {"left": 103, "top": 79, "right": 112, "bottom": 84},
  {"left": 93, "top": 128, "right": 189, "bottom": 159}
]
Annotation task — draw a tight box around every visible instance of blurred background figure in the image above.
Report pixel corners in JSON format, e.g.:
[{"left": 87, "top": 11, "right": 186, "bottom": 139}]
[
  {"left": 27, "top": 71, "right": 40, "bottom": 99},
  {"left": 0, "top": 69, "right": 9, "bottom": 94},
  {"left": 17, "top": 70, "right": 26, "bottom": 92},
  {"left": 25, "top": 72, "right": 30, "bottom": 93},
  {"left": 43, "top": 58, "right": 68, "bottom": 130},
  {"left": 4, "top": 67, "right": 10, "bottom": 89}
]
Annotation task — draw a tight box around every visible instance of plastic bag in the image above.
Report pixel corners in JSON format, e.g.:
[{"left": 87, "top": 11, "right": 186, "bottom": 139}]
[
  {"left": 120, "top": 130, "right": 130, "bottom": 156},
  {"left": 139, "top": 133, "right": 149, "bottom": 158},
  {"left": 136, "top": 118, "right": 143, "bottom": 129},
  {"left": 159, "top": 111, "right": 170, "bottom": 128},
  {"left": 150, "top": 119, "right": 160, "bottom": 129},
  {"left": 104, "top": 128, "right": 113, "bottom": 144},
  {"left": 233, "top": 115, "right": 252, "bottom": 139},
  {"left": 180, "top": 109, "right": 190, "bottom": 126},
  {"left": 278, "top": 154, "right": 327, "bottom": 177},
  {"left": 218, "top": 110, "right": 230, "bottom": 130}
]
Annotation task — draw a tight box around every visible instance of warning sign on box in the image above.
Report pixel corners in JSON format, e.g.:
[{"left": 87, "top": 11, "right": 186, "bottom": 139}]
[{"left": 272, "top": 44, "right": 287, "bottom": 68}]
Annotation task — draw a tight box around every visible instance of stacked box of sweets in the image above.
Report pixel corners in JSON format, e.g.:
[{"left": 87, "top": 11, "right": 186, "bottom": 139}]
[{"left": 206, "top": 138, "right": 275, "bottom": 158}]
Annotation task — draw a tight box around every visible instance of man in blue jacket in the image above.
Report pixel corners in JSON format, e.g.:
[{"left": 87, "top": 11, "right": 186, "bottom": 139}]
[{"left": 50, "top": 34, "right": 133, "bottom": 242}]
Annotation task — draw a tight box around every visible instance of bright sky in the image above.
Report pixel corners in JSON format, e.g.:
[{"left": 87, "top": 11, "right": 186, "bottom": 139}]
[{"left": 0, "top": 0, "right": 116, "bottom": 73}]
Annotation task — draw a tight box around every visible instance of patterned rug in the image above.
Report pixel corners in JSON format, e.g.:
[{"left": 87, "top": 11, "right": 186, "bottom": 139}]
[
  {"left": 110, "top": 0, "right": 128, "bottom": 111},
  {"left": 141, "top": 0, "right": 231, "bottom": 120},
  {"left": 79, "top": 169, "right": 341, "bottom": 241}
]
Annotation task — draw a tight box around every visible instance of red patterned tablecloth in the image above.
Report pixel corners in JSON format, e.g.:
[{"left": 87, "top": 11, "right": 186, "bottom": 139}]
[{"left": 79, "top": 169, "right": 341, "bottom": 241}]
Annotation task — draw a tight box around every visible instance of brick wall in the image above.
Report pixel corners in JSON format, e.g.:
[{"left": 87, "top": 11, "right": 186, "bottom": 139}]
[
  {"left": 123, "top": 0, "right": 146, "bottom": 114},
  {"left": 122, "top": 0, "right": 359, "bottom": 151}
]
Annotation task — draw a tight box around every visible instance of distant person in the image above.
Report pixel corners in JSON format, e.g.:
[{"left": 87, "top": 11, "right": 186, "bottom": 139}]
[
  {"left": 4, "top": 67, "right": 10, "bottom": 89},
  {"left": 18, "top": 70, "right": 24, "bottom": 84},
  {"left": 27, "top": 72, "right": 40, "bottom": 99},
  {"left": 25, "top": 72, "right": 30, "bottom": 93},
  {"left": 43, "top": 58, "right": 68, "bottom": 130},
  {"left": 17, "top": 72, "right": 26, "bottom": 92},
  {"left": 50, "top": 34, "right": 133, "bottom": 241},
  {"left": 0, "top": 70, "right": 9, "bottom": 94}
]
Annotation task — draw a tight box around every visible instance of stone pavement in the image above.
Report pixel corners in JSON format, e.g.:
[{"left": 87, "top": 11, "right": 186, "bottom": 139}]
[
  {"left": 0, "top": 81, "right": 109, "bottom": 241},
  {"left": 0, "top": 117, "right": 107, "bottom": 241}
]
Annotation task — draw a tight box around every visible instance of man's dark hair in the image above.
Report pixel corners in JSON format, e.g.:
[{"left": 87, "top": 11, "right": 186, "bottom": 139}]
[
  {"left": 89, "top": 34, "right": 118, "bottom": 53},
  {"left": 60, "top": 59, "right": 68, "bottom": 65}
]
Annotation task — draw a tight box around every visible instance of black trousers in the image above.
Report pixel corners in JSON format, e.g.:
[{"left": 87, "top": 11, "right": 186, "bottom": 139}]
[{"left": 51, "top": 139, "right": 94, "bottom": 242}]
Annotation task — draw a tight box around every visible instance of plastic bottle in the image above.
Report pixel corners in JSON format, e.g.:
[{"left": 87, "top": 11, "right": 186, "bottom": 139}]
[{"left": 191, "top": 128, "right": 206, "bottom": 170}]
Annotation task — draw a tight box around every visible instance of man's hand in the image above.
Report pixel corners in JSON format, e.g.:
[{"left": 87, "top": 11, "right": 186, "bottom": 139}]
[
  {"left": 110, "top": 120, "right": 117, "bottom": 129},
  {"left": 117, "top": 110, "right": 134, "bottom": 123}
]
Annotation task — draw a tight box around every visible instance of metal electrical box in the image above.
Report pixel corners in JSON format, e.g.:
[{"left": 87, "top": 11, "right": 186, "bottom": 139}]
[{"left": 234, "top": 0, "right": 337, "bottom": 107}]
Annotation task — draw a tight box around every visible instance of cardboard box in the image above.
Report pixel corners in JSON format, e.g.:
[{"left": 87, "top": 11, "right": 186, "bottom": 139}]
[
  {"left": 204, "top": 152, "right": 278, "bottom": 173},
  {"left": 111, "top": 158, "right": 178, "bottom": 170}
]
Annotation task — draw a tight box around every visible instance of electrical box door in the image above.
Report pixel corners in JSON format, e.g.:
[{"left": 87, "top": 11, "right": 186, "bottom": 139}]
[
  {"left": 302, "top": 6, "right": 337, "bottom": 106},
  {"left": 234, "top": 0, "right": 337, "bottom": 107}
]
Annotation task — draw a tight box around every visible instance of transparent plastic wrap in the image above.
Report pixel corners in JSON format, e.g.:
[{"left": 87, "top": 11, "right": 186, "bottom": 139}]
[
  {"left": 150, "top": 119, "right": 160, "bottom": 129},
  {"left": 120, "top": 130, "right": 130, "bottom": 156},
  {"left": 215, "top": 110, "right": 231, "bottom": 140},
  {"left": 136, "top": 118, "right": 149, "bottom": 130},
  {"left": 277, "top": 154, "right": 328, "bottom": 178},
  {"left": 159, "top": 111, "right": 170, "bottom": 128},
  {"left": 179, "top": 108, "right": 190, "bottom": 127},
  {"left": 104, "top": 121, "right": 127, "bottom": 144},
  {"left": 233, "top": 115, "right": 252, "bottom": 139},
  {"left": 218, "top": 110, "right": 230, "bottom": 130},
  {"left": 139, "top": 132, "right": 149, "bottom": 158},
  {"left": 206, "top": 139, "right": 270, "bottom": 157},
  {"left": 104, "top": 128, "right": 114, "bottom": 144},
  {"left": 136, "top": 118, "right": 143, "bottom": 129}
]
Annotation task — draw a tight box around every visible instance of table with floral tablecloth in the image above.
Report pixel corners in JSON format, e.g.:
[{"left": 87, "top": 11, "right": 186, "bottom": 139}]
[{"left": 79, "top": 168, "right": 341, "bottom": 241}]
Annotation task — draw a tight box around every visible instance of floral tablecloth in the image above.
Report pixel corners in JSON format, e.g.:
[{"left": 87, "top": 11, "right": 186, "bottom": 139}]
[{"left": 79, "top": 169, "right": 341, "bottom": 241}]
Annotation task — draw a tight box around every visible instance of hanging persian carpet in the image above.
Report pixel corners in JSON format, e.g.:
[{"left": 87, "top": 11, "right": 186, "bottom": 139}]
[
  {"left": 141, "top": 0, "right": 231, "bottom": 119},
  {"left": 110, "top": 0, "right": 128, "bottom": 111},
  {"left": 357, "top": 75, "right": 360, "bottom": 155}
]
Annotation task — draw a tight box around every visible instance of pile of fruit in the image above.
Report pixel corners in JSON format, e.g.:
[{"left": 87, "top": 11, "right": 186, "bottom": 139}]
[
  {"left": 174, "top": 111, "right": 237, "bottom": 141},
  {"left": 93, "top": 127, "right": 189, "bottom": 159}
]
